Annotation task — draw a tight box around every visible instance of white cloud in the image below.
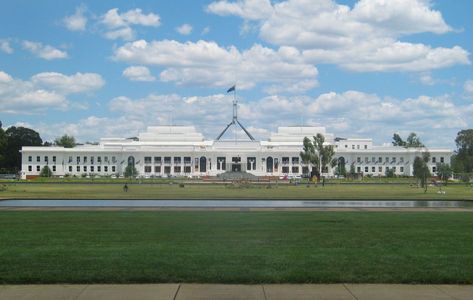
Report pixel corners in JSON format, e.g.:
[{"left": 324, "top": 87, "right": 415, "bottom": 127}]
[
  {"left": 464, "top": 80, "right": 473, "bottom": 98},
  {"left": 63, "top": 5, "right": 87, "bottom": 31},
  {"left": 113, "top": 39, "right": 318, "bottom": 93},
  {"left": 22, "top": 40, "right": 68, "bottom": 60},
  {"left": 176, "top": 24, "right": 193, "bottom": 35},
  {"left": 207, "top": 0, "right": 470, "bottom": 72},
  {"left": 100, "top": 8, "right": 160, "bottom": 40},
  {"left": 0, "top": 70, "right": 104, "bottom": 114},
  {"left": 122, "top": 66, "right": 156, "bottom": 82},
  {"left": 0, "top": 40, "right": 13, "bottom": 54}
]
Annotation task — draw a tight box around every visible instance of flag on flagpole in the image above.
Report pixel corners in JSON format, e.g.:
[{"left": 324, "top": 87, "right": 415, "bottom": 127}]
[{"left": 227, "top": 85, "right": 235, "bottom": 93}]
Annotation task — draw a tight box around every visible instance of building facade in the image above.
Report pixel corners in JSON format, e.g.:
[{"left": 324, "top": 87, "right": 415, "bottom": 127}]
[{"left": 20, "top": 126, "right": 452, "bottom": 179}]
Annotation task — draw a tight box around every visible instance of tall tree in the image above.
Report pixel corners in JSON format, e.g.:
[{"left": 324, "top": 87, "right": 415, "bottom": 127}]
[
  {"left": 0, "top": 121, "right": 7, "bottom": 169},
  {"left": 299, "top": 134, "right": 335, "bottom": 178},
  {"left": 55, "top": 134, "right": 76, "bottom": 148},
  {"left": 436, "top": 163, "right": 452, "bottom": 185},
  {"left": 454, "top": 129, "right": 473, "bottom": 173},
  {"left": 413, "top": 151, "right": 431, "bottom": 192},
  {"left": 392, "top": 133, "right": 406, "bottom": 147},
  {"left": 4, "top": 126, "right": 42, "bottom": 172}
]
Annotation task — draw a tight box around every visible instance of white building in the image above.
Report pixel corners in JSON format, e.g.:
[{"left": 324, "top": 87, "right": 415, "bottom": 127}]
[{"left": 20, "top": 125, "right": 452, "bottom": 179}]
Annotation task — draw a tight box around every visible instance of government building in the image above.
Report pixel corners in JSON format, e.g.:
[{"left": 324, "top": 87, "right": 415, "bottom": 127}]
[{"left": 20, "top": 125, "right": 452, "bottom": 179}]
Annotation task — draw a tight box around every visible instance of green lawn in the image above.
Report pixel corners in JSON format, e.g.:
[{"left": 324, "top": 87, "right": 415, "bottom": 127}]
[
  {"left": 1, "top": 183, "right": 472, "bottom": 200},
  {"left": 0, "top": 211, "right": 472, "bottom": 284}
]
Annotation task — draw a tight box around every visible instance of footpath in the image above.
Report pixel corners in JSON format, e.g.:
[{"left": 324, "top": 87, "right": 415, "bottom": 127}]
[{"left": 0, "top": 284, "right": 472, "bottom": 300}]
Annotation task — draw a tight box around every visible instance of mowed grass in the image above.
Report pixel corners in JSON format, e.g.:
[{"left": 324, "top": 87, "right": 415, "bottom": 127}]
[
  {"left": 1, "top": 183, "right": 473, "bottom": 200},
  {"left": 0, "top": 211, "right": 472, "bottom": 284}
]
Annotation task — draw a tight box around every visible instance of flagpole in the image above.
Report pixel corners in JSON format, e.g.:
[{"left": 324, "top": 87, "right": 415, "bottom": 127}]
[{"left": 234, "top": 86, "right": 237, "bottom": 144}]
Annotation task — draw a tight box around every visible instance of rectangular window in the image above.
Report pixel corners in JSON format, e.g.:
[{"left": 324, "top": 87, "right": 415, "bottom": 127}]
[
  {"left": 97, "top": 156, "right": 101, "bottom": 163},
  {"left": 433, "top": 166, "right": 437, "bottom": 173},
  {"left": 91, "top": 166, "right": 94, "bottom": 172},
  {"left": 174, "top": 166, "right": 181, "bottom": 173},
  {"left": 98, "top": 166, "right": 101, "bottom": 172},
  {"left": 90, "top": 157, "right": 94, "bottom": 165},
  {"left": 184, "top": 166, "right": 191, "bottom": 173},
  {"left": 104, "top": 166, "right": 108, "bottom": 172},
  {"left": 282, "top": 157, "right": 289, "bottom": 164},
  {"left": 164, "top": 157, "right": 171, "bottom": 164},
  {"left": 302, "top": 166, "right": 309, "bottom": 175},
  {"left": 104, "top": 156, "right": 109, "bottom": 163},
  {"left": 392, "top": 157, "right": 396, "bottom": 163},
  {"left": 432, "top": 157, "right": 437, "bottom": 163},
  {"left": 36, "top": 165, "right": 40, "bottom": 172},
  {"left": 247, "top": 157, "right": 256, "bottom": 171},
  {"left": 154, "top": 166, "right": 161, "bottom": 173},
  {"left": 28, "top": 165, "right": 32, "bottom": 171},
  {"left": 68, "top": 156, "right": 73, "bottom": 163},
  {"left": 357, "top": 157, "right": 361, "bottom": 163},
  {"left": 357, "top": 166, "right": 361, "bottom": 173},
  {"left": 52, "top": 156, "right": 56, "bottom": 163},
  {"left": 112, "top": 166, "right": 116, "bottom": 172},
  {"left": 291, "top": 166, "right": 299, "bottom": 173},
  {"left": 400, "top": 157, "right": 404, "bottom": 163},
  {"left": 145, "top": 157, "right": 152, "bottom": 164},
  {"left": 282, "top": 166, "right": 289, "bottom": 173},
  {"left": 77, "top": 166, "right": 80, "bottom": 172},
  {"left": 364, "top": 145, "right": 368, "bottom": 149},
  {"left": 37, "top": 156, "right": 40, "bottom": 162},
  {"left": 174, "top": 157, "right": 181, "bottom": 164},
  {"left": 386, "top": 157, "right": 389, "bottom": 163},
  {"left": 364, "top": 157, "right": 369, "bottom": 163},
  {"left": 400, "top": 167, "right": 404, "bottom": 173},
  {"left": 145, "top": 166, "right": 152, "bottom": 173},
  {"left": 217, "top": 157, "right": 226, "bottom": 170},
  {"left": 372, "top": 166, "right": 375, "bottom": 172},
  {"left": 28, "top": 156, "right": 32, "bottom": 162},
  {"left": 371, "top": 157, "right": 375, "bottom": 163},
  {"left": 83, "top": 156, "right": 87, "bottom": 163},
  {"left": 345, "top": 145, "right": 348, "bottom": 148},
  {"left": 352, "top": 145, "right": 355, "bottom": 149},
  {"left": 154, "top": 156, "right": 161, "bottom": 163},
  {"left": 112, "top": 156, "right": 116, "bottom": 163},
  {"left": 357, "top": 145, "right": 360, "bottom": 149},
  {"left": 44, "top": 156, "right": 48, "bottom": 162},
  {"left": 232, "top": 156, "right": 241, "bottom": 163},
  {"left": 52, "top": 165, "right": 56, "bottom": 172},
  {"left": 69, "top": 166, "right": 72, "bottom": 172},
  {"left": 184, "top": 157, "right": 191, "bottom": 164},
  {"left": 83, "top": 166, "right": 87, "bottom": 172},
  {"left": 378, "top": 157, "right": 382, "bottom": 163},
  {"left": 392, "top": 167, "right": 396, "bottom": 172},
  {"left": 378, "top": 166, "right": 382, "bottom": 172},
  {"left": 292, "top": 157, "right": 299, "bottom": 164},
  {"left": 440, "top": 157, "right": 444, "bottom": 163},
  {"left": 365, "top": 166, "right": 369, "bottom": 173},
  {"left": 164, "top": 166, "right": 171, "bottom": 174},
  {"left": 77, "top": 156, "right": 80, "bottom": 164}
]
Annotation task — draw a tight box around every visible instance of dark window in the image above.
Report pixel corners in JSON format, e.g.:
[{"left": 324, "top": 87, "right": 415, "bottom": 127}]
[
  {"left": 112, "top": 166, "right": 116, "bottom": 172},
  {"left": 247, "top": 157, "right": 256, "bottom": 171},
  {"left": 28, "top": 156, "right": 32, "bottom": 162},
  {"left": 52, "top": 165, "right": 56, "bottom": 172},
  {"left": 90, "top": 157, "right": 94, "bottom": 165},
  {"left": 145, "top": 166, "right": 152, "bottom": 173},
  {"left": 91, "top": 166, "right": 94, "bottom": 172},
  {"left": 154, "top": 156, "right": 161, "bottom": 163},
  {"left": 97, "top": 156, "right": 102, "bottom": 163},
  {"left": 432, "top": 157, "right": 437, "bottom": 163},
  {"left": 68, "top": 166, "right": 72, "bottom": 172},
  {"left": 365, "top": 166, "right": 369, "bottom": 172},
  {"left": 154, "top": 166, "right": 161, "bottom": 173},
  {"left": 77, "top": 156, "right": 80, "bottom": 164},
  {"left": 184, "top": 166, "right": 191, "bottom": 173},
  {"left": 77, "top": 166, "right": 80, "bottom": 172},
  {"left": 164, "top": 166, "right": 171, "bottom": 174},
  {"left": 292, "top": 157, "right": 299, "bottom": 164},
  {"left": 400, "top": 167, "right": 404, "bottom": 172},
  {"left": 357, "top": 157, "right": 361, "bottom": 163},
  {"left": 217, "top": 157, "right": 226, "bottom": 170},
  {"left": 372, "top": 166, "right": 375, "bottom": 172},
  {"left": 28, "top": 165, "right": 32, "bottom": 171},
  {"left": 174, "top": 166, "right": 181, "bottom": 173},
  {"left": 164, "top": 157, "right": 171, "bottom": 164},
  {"left": 357, "top": 167, "right": 361, "bottom": 173},
  {"left": 98, "top": 166, "right": 101, "bottom": 172},
  {"left": 104, "top": 166, "right": 108, "bottom": 172},
  {"left": 52, "top": 156, "right": 56, "bottom": 163},
  {"left": 282, "top": 157, "right": 289, "bottom": 164},
  {"left": 378, "top": 157, "right": 382, "bottom": 163},
  {"left": 36, "top": 165, "right": 40, "bottom": 171},
  {"left": 440, "top": 157, "right": 444, "bottom": 163},
  {"left": 282, "top": 166, "right": 289, "bottom": 173},
  {"left": 232, "top": 157, "right": 241, "bottom": 163},
  {"left": 378, "top": 166, "right": 382, "bottom": 172},
  {"left": 83, "top": 166, "right": 87, "bottom": 172},
  {"left": 83, "top": 156, "right": 87, "bottom": 163},
  {"left": 112, "top": 156, "right": 116, "bottom": 163},
  {"left": 174, "top": 157, "right": 181, "bottom": 164},
  {"left": 44, "top": 156, "right": 48, "bottom": 162},
  {"left": 291, "top": 166, "right": 299, "bottom": 173},
  {"left": 145, "top": 157, "right": 152, "bottom": 164}
]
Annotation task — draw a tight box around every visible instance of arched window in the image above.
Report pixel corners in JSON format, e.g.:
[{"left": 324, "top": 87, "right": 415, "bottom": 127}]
[
  {"left": 266, "top": 156, "right": 273, "bottom": 173},
  {"left": 199, "top": 156, "right": 207, "bottom": 172},
  {"left": 127, "top": 156, "right": 135, "bottom": 166}
]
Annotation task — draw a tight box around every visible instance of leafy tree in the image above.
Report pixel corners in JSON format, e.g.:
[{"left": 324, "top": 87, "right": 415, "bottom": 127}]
[
  {"left": 55, "top": 134, "right": 76, "bottom": 148},
  {"left": 392, "top": 133, "right": 406, "bottom": 147},
  {"left": 124, "top": 165, "right": 138, "bottom": 178},
  {"left": 0, "top": 121, "right": 6, "bottom": 168},
  {"left": 392, "top": 132, "right": 424, "bottom": 148},
  {"left": 39, "top": 165, "right": 52, "bottom": 177},
  {"left": 406, "top": 133, "right": 424, "bottom": 147},
  {"left": 349, "top": 163, "right": 356, "bottom": 178},
  {"left": 454, "top": 129, "right": 473, "bottom": 173},
  {"left": 334, "top": 157, "right": 347, "bottom": 177},
  {"left": 436, "top": 163, "right": 452, "bottom": 185},
  {"left": 413, "top": 151, "right": 431, "bottom": 192},
  {"left": 299, "top": 134, "right": 335, "bottom": 179},
  {"left": 4, "top": 126, "right": 42, "bottom": 172}
]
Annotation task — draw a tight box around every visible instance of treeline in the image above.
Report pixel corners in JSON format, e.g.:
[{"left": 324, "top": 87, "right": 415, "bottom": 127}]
[{"left": 0, "top": 121, "right": 76, "bottom": 173}]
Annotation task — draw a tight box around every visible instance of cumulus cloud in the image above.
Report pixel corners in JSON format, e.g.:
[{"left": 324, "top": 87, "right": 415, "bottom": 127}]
[
  {"left": 176, "top": 24, "right": 193, "bottom": 35},
  {"left": 0, "top": 39, "right": 13, "bottom": 54},
  {"left": 63, "top": 5, "right": 87, "bottom": 31},
  {"left": 113, "top": 39, "right": 318, "bottom": 92},
  {"left": 122, "top": 66, "right": 156, "bottom": 82},
  {"left": 207, "top": 0, "right": 470, "bottom": 72},
  {"left": 22, "top": 40, "right": 68, "bottom": 60},
  {"left": 0, "top": 70, "right": 104, "bottom": 114},
  {"left": 100, "top": 8, "right": 160, "bottom": 40}
]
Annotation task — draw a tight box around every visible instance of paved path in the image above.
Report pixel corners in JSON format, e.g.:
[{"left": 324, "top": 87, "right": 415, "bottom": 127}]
[{"left": 0, "top": 284, "right": 472, "bottom": 300}]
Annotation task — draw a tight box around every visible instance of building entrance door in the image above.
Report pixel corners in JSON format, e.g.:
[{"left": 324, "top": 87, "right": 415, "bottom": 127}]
[{"left": 232, "top": 164, "right": 241, "bottom": 172}]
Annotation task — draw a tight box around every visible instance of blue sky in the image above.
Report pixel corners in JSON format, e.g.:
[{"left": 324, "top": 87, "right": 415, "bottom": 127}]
[{"left": 0, "top": 0, "right": 472, "bottom": 147}]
